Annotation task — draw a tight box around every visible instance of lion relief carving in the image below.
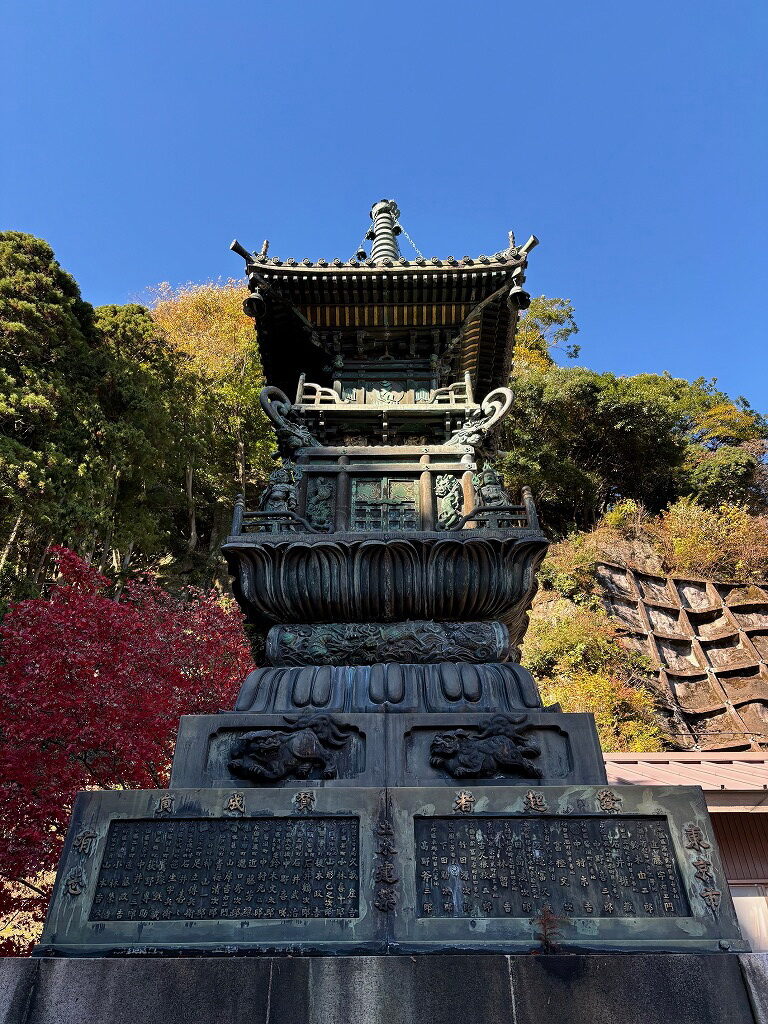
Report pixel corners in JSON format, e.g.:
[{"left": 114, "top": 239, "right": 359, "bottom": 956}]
[
  {"left": 429, "top": 714, "right": 542, "bottom": 780},
  {"left": 228, "top": 714, "right": 353, "bottom": 783}
]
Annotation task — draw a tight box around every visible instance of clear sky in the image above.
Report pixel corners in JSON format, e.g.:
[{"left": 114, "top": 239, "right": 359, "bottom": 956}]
[{"left": 3, "top": 2, "right": 767, "bottom": 408}]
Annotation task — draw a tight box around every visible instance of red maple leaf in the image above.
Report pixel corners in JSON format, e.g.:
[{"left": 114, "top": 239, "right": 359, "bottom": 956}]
[{"left": 0, "top": 547, "right": 253, "bottom": 954}]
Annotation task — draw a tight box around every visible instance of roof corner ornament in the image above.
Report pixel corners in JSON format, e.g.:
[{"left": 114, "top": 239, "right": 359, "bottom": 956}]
[
  {"left": 259, "top": 386, "right": 320, "bottom": 457},
  {"left": 230, "top": 238, "right": 271, "bottom": 264},
  {"left": 230, "top": 238, "right": 255, "bottom": 264},
  {"left": 447, "top": 387, "right": 513, "bottom": 449}
]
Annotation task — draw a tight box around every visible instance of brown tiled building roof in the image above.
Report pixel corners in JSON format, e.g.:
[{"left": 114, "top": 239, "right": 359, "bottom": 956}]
[{"left": 604, "top": 752, "right": 768, "bottom": 792}]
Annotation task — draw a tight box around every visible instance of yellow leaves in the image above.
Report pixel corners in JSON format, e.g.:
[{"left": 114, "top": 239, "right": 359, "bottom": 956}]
[
  {"left": 592, "top": 497, "right": 768, "bottom": 583},
  {"left": 539, "top": 672, "right": 664, "bottom": 753},
  {"left": 523, "top": 600, "right": 647, "bottom": 678},
  {"left": 147, "top": 280, "right": 254, "bottom": 381},
  {"left": 522, "top": 597, "right": 665, "bottom": 752},
  {"left": 512, "top": 345, "right": 553, "bottom": 374},
  {"left": 143, "top": 279, "right": 273, "bottom": 488},
  {"left": 512, "top": 296, "right": 580, "bottom": 369},
  {"left": 694, "top": 402, "right": 760, "bottom": 444},
  {"left": 600, "top": 498, "right": 649, "bottom": 534},
  {"left": 652, "top": 498, "right": 768, "bottom": 581}
]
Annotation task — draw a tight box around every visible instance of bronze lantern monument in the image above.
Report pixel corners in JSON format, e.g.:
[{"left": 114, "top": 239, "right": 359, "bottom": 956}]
[{"left": 12, "top": 202, "right": 759, "bottom": 1024}]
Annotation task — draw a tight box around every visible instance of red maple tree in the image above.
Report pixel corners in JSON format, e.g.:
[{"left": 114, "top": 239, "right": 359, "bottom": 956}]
[{"left": 0, "top": 547, "right": 253, "bottom": 954}]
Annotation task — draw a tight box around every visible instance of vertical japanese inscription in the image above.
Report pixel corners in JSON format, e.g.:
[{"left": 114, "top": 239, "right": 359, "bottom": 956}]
[
  {"left": 89, "top": 817, "right": 359, "bottom": 922},
  {"left": 415, "top": 815, "right": 689, "bottom": 919}
]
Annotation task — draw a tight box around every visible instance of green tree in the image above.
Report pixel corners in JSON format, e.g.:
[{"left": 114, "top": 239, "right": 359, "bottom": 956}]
[
  {"left": 500, "top": 367, "right": 689, "bottom": 533},
  {"left": 0, "top": 231, "right": 105, "bottom": 599},
  {"left": 514, "top": 295, "right": 580, "bottom": 368},
  {"left": 0, "top": 239, "right": 277, "bottom": 602},
  {"left": 89, "top": 304, "right": 192, "bottom": 574},
  {"left": 501, "top": 309, "right": 767, "bottom": 535},
  {"left": 684, "top": 445, "right": 761, "bottom": 508},
  {"left": 0, "top": 234, "right": 231, "bottom": 599}
]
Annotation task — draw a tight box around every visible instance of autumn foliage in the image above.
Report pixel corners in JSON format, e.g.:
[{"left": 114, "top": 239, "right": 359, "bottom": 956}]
[
  {"left": 522, "top": 598, "right": 665, "bottom": 752},
  {"left": 0, "top": 547, "right": 252, "bottom": 954}
]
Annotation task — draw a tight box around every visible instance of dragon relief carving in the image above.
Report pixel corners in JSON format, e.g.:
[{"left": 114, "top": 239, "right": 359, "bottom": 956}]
[
  {"left": 259, "top": 385, "right": 320, "bottom": 457},
  {"left": 429, "top": 714, "right": 542, "bottom": 780},
  {"left": 228, "top": 714, "right": 354, "bottom": 783},
  {"left": 267, "top": 620, "right": 508, "bottom": 666},
  {"left": 305, "top": 476, "right": 335, "bottom": 530},
  {"left": 447, "top": 387, "right": 513, "bottom": 448}
]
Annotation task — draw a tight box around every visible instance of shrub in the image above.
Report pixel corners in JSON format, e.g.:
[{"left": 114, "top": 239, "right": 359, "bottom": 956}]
[
  {"left": 522, "top": 601, "right": 666, "bottom": 752},
  {"left": 539, "top": 671, "right": 665, "bottom": 752},
  {"left": 601, "top": 498, "right": 649, "bottom": 535},
  {"left": 535, "top": 535, "right": 602, "bottom": 604},
  {"left": 652, "top": 498, "right": 768, "bottom": 581}
]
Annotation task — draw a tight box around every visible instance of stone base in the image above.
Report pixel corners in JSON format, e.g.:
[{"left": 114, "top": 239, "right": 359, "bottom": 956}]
[{"left": 2, "top": 954, "right": 767, "bottom": 1024}]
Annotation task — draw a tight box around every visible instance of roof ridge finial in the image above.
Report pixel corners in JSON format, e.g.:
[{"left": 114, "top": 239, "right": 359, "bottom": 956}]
[{"left": 366, "top": 199, "right": 402, "bottom": 262}]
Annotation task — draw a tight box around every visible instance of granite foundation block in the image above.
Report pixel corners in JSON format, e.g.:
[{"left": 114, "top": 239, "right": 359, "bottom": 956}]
[{"left": 0, "top": 954, "right": 765, "bottom": 1024}]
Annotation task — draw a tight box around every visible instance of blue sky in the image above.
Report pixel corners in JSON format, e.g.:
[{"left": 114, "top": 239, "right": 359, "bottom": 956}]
[{"left": 3, "top": 2, "right": 767, "bottom": 408}]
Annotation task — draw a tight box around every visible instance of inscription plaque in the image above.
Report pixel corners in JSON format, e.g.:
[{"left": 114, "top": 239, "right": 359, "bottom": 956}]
[
  {"left": 90, "top": 817, "right": 359, "bottom": 922},
  {"left": 415, "top": 815, "right": 689, "bottom": 919},
  {"left": 37, "top": 786, "right": 746, "bottom": 955}
]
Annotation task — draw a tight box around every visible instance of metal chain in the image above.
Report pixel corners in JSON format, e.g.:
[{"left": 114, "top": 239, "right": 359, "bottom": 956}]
[
  {"left": 350, "top": 220, "right": 423, "bottom": 262},
  {"left": 398, "top": 224, "right": 424, "bottom": 261}
]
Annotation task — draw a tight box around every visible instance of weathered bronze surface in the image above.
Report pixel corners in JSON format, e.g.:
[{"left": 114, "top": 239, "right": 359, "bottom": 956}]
[
  {"left": 265, "top": 621, "right": 510, "bottom": 666},
  {"left": 232, "top": 662, "right": 546, "bottom": 714},
  {"left": 36, "top": 786, "right": 746, "bottom": 955},
  {"left": 223, "top": 238, "right": 547, "bottom": 654},
  {"left": 428, "top": 714, "right": 543, "bottom": 780},
  {"left": 169, "top": 711, "right": 607, "bottom": 790},
  {"left": 224, "top": 532, "right": 547, "bottom": 646},
  {"left": 227, "top": 714, "right": 355, "bottom": 783}
]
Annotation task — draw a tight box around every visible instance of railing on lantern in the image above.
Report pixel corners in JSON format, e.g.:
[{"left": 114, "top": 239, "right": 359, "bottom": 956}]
[
  {"left": 231, "top": 485, "right": 541, "bottom": 537},
  {"left": 295, "top": 372, "right": 475, "bottom": 409},
  {"left": 230, "top": 497, "right": 321, "bottom": 535},
  {"left": 456, "top": 489, "right": 540, "bottom": 531}
]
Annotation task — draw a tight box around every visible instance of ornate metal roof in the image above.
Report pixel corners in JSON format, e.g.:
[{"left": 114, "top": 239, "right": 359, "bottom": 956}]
[{"left": 231, "top": 200, "right": 537, "bottom": 401}]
